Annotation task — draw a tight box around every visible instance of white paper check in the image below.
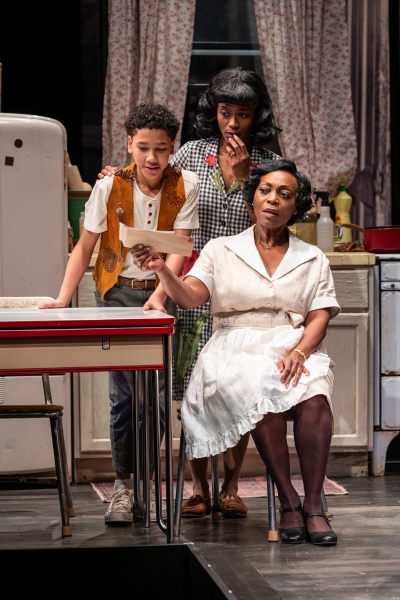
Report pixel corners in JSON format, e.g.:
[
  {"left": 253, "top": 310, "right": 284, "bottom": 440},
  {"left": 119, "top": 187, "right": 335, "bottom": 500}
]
[{"left": 119, "top": 226, "right": 194, "bottom": 257}]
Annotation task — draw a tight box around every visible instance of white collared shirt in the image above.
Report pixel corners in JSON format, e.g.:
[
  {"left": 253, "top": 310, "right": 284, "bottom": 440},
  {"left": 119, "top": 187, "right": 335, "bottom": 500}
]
[
  {"left": 84, "top": 169, "right": 200, "bottom": 280},
  {"left": 185, "top": 225, "right": 340, "bottom": 325}
]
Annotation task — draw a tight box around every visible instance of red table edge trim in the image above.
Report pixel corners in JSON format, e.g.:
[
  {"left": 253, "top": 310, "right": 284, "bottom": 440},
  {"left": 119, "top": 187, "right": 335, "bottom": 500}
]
[
  {"left": 0, "top": 365, "right": 166, "bottom": 375},
  {"left": 0, "top": 316, "right": 175, "bottom": 329},
  {"left": 0, "top": 327, "right": 174, "bottom": 338}
]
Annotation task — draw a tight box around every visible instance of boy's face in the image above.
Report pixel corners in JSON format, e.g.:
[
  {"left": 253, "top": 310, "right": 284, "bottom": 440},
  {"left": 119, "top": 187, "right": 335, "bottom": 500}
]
[{"left": 127, "top": 128, "right": 174, "bottom": 183}]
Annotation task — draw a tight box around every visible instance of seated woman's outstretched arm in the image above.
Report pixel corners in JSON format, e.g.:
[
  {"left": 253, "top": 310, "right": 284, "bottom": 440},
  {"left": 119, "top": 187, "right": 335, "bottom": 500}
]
[{"left": 130, "top": 245, "right": 210, "bottom": 309}]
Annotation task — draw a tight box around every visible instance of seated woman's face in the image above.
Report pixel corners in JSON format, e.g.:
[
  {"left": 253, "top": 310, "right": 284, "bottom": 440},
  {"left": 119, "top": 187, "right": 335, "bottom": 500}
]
[{"left": 253, "top": 170, "right": 298, "bottom": 229}]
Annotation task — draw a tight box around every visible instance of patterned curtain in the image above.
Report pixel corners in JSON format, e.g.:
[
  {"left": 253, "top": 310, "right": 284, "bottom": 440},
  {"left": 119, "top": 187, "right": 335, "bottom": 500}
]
[
  {"left": 102, "top": 0, "right": 196, "bottom": 167},
  {"left": 347, "top": 0, "right": 391, "bottom": 228},
  {"left": 254, "top": 0, "right": 357, "bottom": 194}
]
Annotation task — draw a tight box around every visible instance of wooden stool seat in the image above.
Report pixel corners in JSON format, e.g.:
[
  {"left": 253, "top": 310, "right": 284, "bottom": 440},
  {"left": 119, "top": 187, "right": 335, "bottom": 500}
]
[{"left": 0, "top": 405, "right": 64, "bottom": 413}]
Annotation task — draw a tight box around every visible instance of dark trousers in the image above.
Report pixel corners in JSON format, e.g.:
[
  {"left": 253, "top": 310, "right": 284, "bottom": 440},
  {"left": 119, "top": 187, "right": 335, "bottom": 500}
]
[{"left": 95, "top": 283, "right": 172, "bottom": 472}]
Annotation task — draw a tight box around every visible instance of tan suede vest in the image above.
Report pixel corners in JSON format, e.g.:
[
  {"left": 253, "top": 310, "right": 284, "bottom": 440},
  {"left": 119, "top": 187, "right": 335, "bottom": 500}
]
[{"left": 93, "top": 163, "right": 186, "bottom": 298}]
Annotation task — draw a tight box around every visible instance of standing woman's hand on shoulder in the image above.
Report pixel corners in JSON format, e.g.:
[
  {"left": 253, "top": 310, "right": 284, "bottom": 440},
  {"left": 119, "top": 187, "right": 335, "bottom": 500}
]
[
  {"left": 226, "top": 134, "right": 251, "bottom": 183},
  {"left": 97, "top": 166, "right": 119, "bottom": 180}
]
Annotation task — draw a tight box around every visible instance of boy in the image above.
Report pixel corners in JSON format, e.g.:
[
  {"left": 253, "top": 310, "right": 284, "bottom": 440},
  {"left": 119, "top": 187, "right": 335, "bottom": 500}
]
[{"left": 42, "top": 104, "right": 199, "bottom": 523}]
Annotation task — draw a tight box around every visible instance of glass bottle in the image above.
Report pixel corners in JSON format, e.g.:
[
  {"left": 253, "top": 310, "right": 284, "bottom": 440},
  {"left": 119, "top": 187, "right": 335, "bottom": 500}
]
[{"left": 291, "top": 207, "right": 318, "bottom": 245}]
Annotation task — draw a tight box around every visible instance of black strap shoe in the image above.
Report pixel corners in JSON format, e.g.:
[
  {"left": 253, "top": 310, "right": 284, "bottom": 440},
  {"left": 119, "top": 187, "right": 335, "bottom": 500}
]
[
  {"left": 279, "top": 503, "right": 306, "bottom": 544},
  {"left": 303, "top": 511, "right": 338, "bottom": 546}
]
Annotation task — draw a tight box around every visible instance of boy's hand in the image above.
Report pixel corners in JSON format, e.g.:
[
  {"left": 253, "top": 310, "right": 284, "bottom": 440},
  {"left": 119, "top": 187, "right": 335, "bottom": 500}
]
[
  {"left": 143, "top": 295, "right": 167, "bottom": 313},
  {"left": 38, "top": 298, "right": 69, "bottom": 309},
  {"left": 97, "top": 165, "right": 119, "bottom": 180},
  {"left": 130, "top": 245, "right": 164, "bottom": 272}
]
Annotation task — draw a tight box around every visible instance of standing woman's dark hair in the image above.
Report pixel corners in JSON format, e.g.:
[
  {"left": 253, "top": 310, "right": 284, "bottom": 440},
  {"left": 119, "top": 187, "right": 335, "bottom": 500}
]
[{"left": 194, "top": 67, "right": 282, "bottom": 144}]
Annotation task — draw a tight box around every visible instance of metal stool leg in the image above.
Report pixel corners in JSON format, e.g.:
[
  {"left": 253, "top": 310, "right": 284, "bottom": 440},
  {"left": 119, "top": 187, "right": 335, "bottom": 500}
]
[
  {"left": 321, "top": 487, "right": 332, "bottom": 521},
  {"left": 57, "top": 415, "right": 75, "bottom": 517},
  {"left": 50, "top": 415, "right": 71, "bottom": 537},
  {"left": 267, "top": 470, "right": 278, "bottom": 542},
  {"left": 211, "top": 455, "right": 222, "bottom": 518},
  {"left": 174, "top": 424, "right": 186, "bottom": 537},
  {"left": 42, "top": 373, "right": 74, "bottom": 517}
]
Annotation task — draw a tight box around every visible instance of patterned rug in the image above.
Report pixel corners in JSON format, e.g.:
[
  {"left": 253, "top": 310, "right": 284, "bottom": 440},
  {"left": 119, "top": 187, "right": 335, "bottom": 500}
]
[{"left": 91, "top": 475, "right": 348, "bottom": 503}]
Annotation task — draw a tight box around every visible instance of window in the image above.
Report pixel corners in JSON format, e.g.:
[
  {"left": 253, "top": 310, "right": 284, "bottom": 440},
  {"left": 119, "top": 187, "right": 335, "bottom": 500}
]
[{"left": 181, "top": 0, "right": 281, "bottom": 155}]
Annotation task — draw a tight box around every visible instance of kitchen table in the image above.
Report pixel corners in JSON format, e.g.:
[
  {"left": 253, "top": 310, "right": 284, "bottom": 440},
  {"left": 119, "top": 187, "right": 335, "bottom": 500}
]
[{"left": 0, "top": 307, "right": 176, "bottom": 542}]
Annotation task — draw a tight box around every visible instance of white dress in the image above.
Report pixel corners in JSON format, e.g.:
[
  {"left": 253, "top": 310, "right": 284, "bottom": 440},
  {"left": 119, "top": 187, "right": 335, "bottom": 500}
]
[{"left": 181, "top": 226, "right": 341, "bottom": 460}]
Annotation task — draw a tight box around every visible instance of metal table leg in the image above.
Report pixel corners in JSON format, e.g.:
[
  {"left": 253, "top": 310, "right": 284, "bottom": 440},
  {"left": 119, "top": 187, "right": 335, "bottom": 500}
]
[
  {"left": 164, "top": 335, "right": 174, "bottom": 543},
  {"left": 174, "top": 426, "right": 186, "bottom": 537},
  {"left": 142, "top": 371, "right": 150, "bottom": 528},
  {"left": 153, "top": 370, "right": 167, "bottom": 534},
  {"left": 133, "top": 372, "right": 144, "bottom": 519}
]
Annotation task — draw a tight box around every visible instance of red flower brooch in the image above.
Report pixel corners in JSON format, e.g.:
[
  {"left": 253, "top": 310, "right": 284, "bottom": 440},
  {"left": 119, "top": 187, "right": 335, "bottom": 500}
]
[
  {"left": 250, "top": 162, "right": 257, "bottom": 169},
  {"left": 205, "top": 154, "right": 216, "bottom": 165}
]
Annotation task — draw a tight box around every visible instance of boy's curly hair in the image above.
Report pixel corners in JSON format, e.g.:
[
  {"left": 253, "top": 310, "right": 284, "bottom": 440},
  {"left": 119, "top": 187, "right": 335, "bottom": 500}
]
[
  {"left": 243, "top": 159, "right": 313, "bottom": 227},
  {"left": 124, "top": 104, "right": 180, "bottom": 139}
]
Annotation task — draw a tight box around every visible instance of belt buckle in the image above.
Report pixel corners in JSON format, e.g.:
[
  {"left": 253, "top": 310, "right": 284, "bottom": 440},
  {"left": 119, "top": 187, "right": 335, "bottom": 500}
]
[{"left": 131, "top": 280, "right": 137, "bottom": 289}]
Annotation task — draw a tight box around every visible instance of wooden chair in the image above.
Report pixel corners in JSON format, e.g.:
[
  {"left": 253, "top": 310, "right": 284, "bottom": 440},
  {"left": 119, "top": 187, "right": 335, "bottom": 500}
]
[
  {"left": 0, "top": 297, "right": 74, "bottom": 536},
  {"left": 174, "top": 408, "right": 330, "bottom": 540}
]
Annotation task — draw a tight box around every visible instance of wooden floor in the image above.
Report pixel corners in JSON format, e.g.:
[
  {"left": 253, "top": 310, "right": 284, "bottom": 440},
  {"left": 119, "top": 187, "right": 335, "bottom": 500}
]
[{"left": 1, "top": 475, "right": 400, "bottom": 599}]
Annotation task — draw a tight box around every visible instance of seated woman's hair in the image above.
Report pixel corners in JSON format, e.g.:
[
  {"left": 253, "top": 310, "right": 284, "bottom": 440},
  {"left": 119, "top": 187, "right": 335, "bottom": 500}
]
[
  {"left": 243, "top": 159, "right": 313, "bottom": 226},
  {"left": 124, "top": 103, "right": 180, "bottom": 139},
  {"left": 194, "top": 68, "right": 281, "bottom": 144}
]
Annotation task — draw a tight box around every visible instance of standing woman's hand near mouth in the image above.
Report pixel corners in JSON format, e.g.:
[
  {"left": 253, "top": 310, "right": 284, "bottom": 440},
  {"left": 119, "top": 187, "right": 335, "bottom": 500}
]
[{"left": 226, "top": 134, "right": 252, "bottom": 184}]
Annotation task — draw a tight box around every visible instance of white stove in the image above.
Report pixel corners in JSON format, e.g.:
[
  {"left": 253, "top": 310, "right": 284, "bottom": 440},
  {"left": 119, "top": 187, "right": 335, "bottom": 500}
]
[{"left": 372, "top": 254, "right": 400, "bottom": 475}]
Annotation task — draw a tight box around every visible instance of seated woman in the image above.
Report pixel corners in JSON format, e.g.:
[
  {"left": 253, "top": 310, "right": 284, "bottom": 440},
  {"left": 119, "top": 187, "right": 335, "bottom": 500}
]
[{"left": 131, "top": 159, "right": 340, "bottom": 546}]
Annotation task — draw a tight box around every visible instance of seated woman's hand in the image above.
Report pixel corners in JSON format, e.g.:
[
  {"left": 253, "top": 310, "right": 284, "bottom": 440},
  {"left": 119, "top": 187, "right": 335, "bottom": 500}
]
[
  {"left": 278, "top": 351, "right": 310, "bottom": 389},
  {"left": 97, "top": 166, "right": 119, "bottom": 180},
  {"left": 130, "top": 245, "right": 164, "bottom": 273}
]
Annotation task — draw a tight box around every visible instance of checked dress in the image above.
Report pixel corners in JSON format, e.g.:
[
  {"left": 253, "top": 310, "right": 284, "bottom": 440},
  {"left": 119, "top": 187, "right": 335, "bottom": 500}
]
[{"left": 170, "top": 136, "right": 280, "bottom": 399}]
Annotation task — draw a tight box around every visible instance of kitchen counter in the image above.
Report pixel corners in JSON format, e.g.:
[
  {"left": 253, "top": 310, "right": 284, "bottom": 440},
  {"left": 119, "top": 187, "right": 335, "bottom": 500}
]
[
  {"left": 79, "top": 251, "right": 376, "bottom": 269},
  {"left": 325, "top": 252, "right": 376, "bottom": 266}
]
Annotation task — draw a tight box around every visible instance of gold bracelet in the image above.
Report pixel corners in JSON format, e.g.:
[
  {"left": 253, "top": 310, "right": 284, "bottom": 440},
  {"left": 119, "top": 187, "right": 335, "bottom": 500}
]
[{"left": 293, "top": 349, "right": 307, "bottom": 361}]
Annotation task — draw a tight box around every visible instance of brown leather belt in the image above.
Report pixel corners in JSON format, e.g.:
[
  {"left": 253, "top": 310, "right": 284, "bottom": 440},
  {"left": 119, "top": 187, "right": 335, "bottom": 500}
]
[{"left": 118, "top": 276, "right": 156, "bottom": 290}]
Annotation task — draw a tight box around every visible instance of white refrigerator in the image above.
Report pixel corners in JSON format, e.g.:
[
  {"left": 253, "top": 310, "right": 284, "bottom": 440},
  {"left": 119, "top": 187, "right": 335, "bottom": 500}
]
[{"left": 0, "top": 114, "right": 72, "bottom": 475}]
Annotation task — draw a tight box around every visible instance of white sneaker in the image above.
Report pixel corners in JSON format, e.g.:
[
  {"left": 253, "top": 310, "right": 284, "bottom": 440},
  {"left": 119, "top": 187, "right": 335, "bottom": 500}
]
[
  {"left": 105, "top": 488, "right": 134, "bottom": 523},
  {"left": 132, "top": 488, "right": 167, "bottom": 522}
]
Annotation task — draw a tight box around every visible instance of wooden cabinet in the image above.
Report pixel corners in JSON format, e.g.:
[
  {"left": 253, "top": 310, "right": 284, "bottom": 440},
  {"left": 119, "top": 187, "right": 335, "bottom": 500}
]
[
  {"left": 73, "top": 256, "right": 375, "bottom": 481},
  {"left": 72, "top": 272, "right": 113, "bottom": 481}
]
